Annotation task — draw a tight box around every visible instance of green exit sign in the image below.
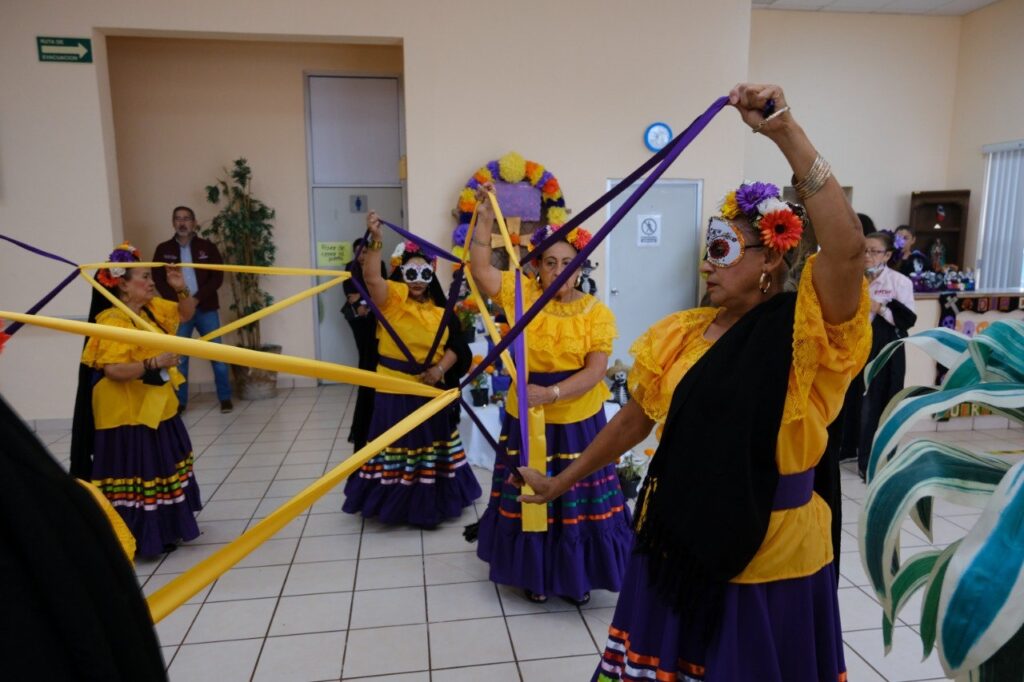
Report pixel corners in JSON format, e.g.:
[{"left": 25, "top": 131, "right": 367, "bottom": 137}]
[{"left": 37, "top": 36, "right": 92, "bottom": 63}]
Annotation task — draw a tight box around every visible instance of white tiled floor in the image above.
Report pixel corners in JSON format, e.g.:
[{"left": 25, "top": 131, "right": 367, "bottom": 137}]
[{"left": 36, "top": 386, "right": 1024, "bottom": 681}]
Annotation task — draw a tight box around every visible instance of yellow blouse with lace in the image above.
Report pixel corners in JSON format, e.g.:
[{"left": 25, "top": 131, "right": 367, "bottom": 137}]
[
  {"left": 375, "top": 281, "right": 449, "bottom": 394},
  {"left": 498, "top": 270, "right": 616, "bottom": 424},
  {"left": 628, "top": 256, "right": 871, "bottom": 583},
  {"left": 81, "top": 297, "right": 185, "bottom": 431}
]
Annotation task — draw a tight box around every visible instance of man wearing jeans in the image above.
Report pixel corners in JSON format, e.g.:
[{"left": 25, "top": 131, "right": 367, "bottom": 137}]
[{"left": 152, "top": 206, "right": 234, "bottom": 413}]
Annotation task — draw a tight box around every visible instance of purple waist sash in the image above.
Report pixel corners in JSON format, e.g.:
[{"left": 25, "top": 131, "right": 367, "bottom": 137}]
[
  {"left": 528, "top": 369, "right": 578, "bottom": 387},
  {"left": 772, "top": 469, "right": 815, "bottom": 511},
  {"left": 378, "top": 355, "right": 423, "bottom": 375}
]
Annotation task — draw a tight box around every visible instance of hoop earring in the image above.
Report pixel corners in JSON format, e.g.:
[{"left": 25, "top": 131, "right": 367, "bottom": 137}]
[
  {"left": 575, "top": 275, "right": 583, "bottom": 288},
  {"left": 758, "top": 271, "right": 772, "bottom": 295}
]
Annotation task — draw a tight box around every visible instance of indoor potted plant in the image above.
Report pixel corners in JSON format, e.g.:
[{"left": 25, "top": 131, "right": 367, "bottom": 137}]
[
  {"left": 616, "top": 449, "right": 648, "bottom": 500},
  {"left": 202, "top": 158, "right": 280, "bottom": 400},
  {"left": 860, "top": 320, "right": 1024, "bottom": 679}
]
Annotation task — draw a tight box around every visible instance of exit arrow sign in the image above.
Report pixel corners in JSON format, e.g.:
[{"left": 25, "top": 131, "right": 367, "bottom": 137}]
[{"left": 37, "top": 37, "right": 92, "bottom": 63}]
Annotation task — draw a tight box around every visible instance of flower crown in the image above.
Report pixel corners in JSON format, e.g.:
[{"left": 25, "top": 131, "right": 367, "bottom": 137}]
[
  {"left": 529, "top": 224, "right": 593, "bottom": 254},
  {"left": 718, "top": 182, "right": 804, "bottom": 253},
  {"left": 96, "top": 241, "right": 142, "bottom": 288},
  {"left": 390, "top": 240, "right": 430, "bottom": 268}
]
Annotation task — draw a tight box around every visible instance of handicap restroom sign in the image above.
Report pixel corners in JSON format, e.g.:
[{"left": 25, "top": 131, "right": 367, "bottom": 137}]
[{"left": 637, "top": 214, "right": 661, "bottom": 247}]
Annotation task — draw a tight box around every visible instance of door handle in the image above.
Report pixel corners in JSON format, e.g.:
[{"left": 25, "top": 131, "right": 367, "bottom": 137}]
[{"left": 610, "top": 288, "right": 620, "bottom": 295}]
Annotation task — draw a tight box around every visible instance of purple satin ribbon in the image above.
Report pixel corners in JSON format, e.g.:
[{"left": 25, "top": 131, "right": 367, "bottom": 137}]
[
  {"left": 513, "top": 275, "right": 530, "bottom": 468},
  {"left": 382, "top": 219, "right": 461, "bottom": 264},
  {"left": 772, "top": 470, "right": 815, "bottom": 510},
  {"left": 462, "top": 96, "right": 729, "bottom": 388},
  {"left": 0, "top": 234, "right": 81, "bottom": 336}
]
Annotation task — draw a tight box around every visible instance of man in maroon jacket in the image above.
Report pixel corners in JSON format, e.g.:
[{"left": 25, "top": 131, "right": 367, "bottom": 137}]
[{"left": 153, "top": 206, "right": 234, "bottom": 413}]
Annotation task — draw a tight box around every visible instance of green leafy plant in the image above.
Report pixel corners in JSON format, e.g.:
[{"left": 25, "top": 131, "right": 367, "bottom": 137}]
[
  {"left": 202, "top": 158, "right": 276, "bottom": 349},
  {"left": 860, "top": 321, "right": 1024, "bottom": 680}
]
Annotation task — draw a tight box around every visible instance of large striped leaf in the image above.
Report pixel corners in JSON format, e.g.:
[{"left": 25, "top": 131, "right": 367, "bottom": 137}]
[
  {"left": 867, "top": 383, "right": 1024, "bottom": 481},
  {"left": 921, "top": 541, "right": 961, "bottom": 659},
  {"left": 859, "top": 441, "right": 1009, "bottom": 599},
  {"left": 938, "top": 460, "right": 1024, "bottom": 676},
  {"left": 882, "top": 549, "right": 942, "bottom": 652},
  {"left": 864, "top": 328, "right": 970, "bottom": 389}
]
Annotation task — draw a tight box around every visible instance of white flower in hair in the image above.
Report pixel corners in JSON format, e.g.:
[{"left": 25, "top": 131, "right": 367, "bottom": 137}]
[
  {"left": 757, "top": 197, "right": 788, "bottom": 216},
  {"left": 109, "top": 266, "right": 126, "bottom": 278},
  {"left": 391, "top": 243, "right": 406, "bottom": 259}
]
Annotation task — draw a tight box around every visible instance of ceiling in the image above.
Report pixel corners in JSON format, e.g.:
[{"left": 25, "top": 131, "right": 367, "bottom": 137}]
[{"left": 752, "top": 0, "right": 999, "bottom": 15}]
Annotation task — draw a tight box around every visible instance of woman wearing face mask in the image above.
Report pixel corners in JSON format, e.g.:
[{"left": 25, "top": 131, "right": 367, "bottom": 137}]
[
  {"left": 74, "top": 242, "right": 202, "bottom": 558},
  {"left": 342, "top": 213, "right": 479, "bottom": 528},
  {"left": 892, "top": 224, "right": 930, "bottom": 278},
  {"left": 839, "top": 231, "right": 916, "bottom": 480},
  {"left": 515, "top": 84, "right": 871, "bottom": 681},
  {"left": 468, "top": 186, "right": 632, "bottom": 606}
]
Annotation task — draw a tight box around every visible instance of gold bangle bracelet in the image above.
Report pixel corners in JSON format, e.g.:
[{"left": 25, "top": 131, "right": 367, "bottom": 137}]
[{"left": 794, "top": 154, "right": 832, "bottom": 201}]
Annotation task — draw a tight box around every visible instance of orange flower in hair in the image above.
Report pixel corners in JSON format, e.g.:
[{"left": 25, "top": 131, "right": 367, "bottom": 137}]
[{"left": 759, "top": 210, "right": 804, "bottom": 252}]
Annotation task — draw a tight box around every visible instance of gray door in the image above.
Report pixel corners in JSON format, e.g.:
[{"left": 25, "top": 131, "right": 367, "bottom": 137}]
[
  {"left": 603, "top": 179, "right": 702, "bottom": 363},
  {"left": 306, "top": 75, "right": 404, "bottom": 380},
  {"left": 311, "top": 187, "right": 404, "bottom": 372}
]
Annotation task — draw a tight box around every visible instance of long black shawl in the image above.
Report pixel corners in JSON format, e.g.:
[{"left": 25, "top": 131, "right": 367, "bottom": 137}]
[{"left": 634, "top": 292, "right": 797, "bottom": 613}]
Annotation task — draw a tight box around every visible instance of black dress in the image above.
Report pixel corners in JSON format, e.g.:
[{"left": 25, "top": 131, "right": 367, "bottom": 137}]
[{"left": 342, "top": 260, "right": 388, "bottom": 450}]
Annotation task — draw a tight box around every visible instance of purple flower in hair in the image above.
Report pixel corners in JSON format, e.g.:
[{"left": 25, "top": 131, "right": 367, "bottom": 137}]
[
  {"left": 109, "top": 247, "right": 139, "bottom": 263},
  {"left": 452, "top": 222, "right": 469, "bottom": 246},
  {"left": 735, "top": 182, "right": 780, "bottom": 215},
  {"left": 530, "top": 226, "right": 551, "bottom": 249}
]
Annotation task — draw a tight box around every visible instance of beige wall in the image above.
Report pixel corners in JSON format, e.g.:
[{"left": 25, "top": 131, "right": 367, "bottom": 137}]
[
  {"left": 107, "top": 37, "right": 403, "bottom": 393},
  {"left": 1, "top": 0, "right": 752, "bottom": 421},
  {"left": 745, "top": 10, "right": 961, "bottom": 232},
  {"left": 946, "top": 0, "right": 1024, "bottom": 268}
]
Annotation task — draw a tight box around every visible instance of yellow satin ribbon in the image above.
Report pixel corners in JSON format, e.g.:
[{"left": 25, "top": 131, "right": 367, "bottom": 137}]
[
  {"left": 147, "top": 388, "right": 459, "bottom": 622},
  {"left": 0, "top": 312, "right": 442, "bottom": 398},
  {"left": 79, "top": 262, "right": 348, "bottom": 278},
  {"left": 78, "top": 271, "right": 158, "bottom": 333},
  {"left": 199, "top": 274, "right": 348, "bottom": 342},
  {"left": 463, "top": 192, "right": 547, "bottom": 532}
]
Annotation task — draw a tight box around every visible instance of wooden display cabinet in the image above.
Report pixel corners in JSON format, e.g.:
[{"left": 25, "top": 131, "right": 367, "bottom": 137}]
[{"left": 908, "top": 190, "right": 970, "bottom": 271}]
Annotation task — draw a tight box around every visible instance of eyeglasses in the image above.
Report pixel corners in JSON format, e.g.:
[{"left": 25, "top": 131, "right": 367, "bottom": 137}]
[
  {"left": 401, "top": 263, "right": 434, "bottom": 283},
  {"left": 864, "top": 248, "right": 888, "bottom": 256}
]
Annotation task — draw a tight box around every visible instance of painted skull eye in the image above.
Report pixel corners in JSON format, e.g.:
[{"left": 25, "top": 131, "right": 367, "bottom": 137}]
[{"left": 708, "top": 239, "right": 731, "bottom": 261}]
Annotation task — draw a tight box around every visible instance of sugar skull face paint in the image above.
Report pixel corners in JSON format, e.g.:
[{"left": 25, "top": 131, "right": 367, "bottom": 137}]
[{"left": 704, "top": 217, "right": 753, "bottom": 268}]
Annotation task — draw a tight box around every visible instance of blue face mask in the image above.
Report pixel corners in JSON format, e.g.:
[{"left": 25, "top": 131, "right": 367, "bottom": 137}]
[{"left": 865, "top": 263, "right": 886, "bottom": 278}]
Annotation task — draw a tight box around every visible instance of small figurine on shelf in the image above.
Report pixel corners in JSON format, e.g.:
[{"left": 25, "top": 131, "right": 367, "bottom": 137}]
[
  {"left": 605, "top": 359, "right": 631, "bottom": 406},
  {"left": 578, "top": 259, "right": 599, "bottom": 296},
  {"left": 930, "top": 237, "right": 947, "bottom": 272}
]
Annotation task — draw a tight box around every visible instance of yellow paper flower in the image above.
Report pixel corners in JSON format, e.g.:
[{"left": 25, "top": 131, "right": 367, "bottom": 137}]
[
  {"left": 719, "top": 191, "right": 740, "bottom": 220},
  {"left": 547, "top": 206, "right": 568, "bottom": 226},
  {"left": 526, "top": 161, "right": 545, "bottom": 185},
  {"left": 566, "top": 228, "right": 579, "bottom": 244},
  {"left": 498, "top": 151, "right": 527, "bottom": 183}
]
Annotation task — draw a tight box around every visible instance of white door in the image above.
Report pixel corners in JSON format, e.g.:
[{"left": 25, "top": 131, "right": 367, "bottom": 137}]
[
  {"left": 604, "top": 179, "right": 702, "bottom": 362},
  {"left": 306, "top": 75, "right": 404, "bottom": 379}
]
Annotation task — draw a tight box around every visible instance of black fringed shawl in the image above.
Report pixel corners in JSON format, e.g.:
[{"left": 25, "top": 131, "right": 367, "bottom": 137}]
[
  {"left": 0, "top": 395, "right": 167, "bottom": 680},
  {"left": 633, "top": 292, "right": 797, "bottom": 614}
]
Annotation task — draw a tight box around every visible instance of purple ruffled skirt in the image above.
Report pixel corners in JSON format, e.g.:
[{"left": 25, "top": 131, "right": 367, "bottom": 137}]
[
  {"left": 476, "top": 408, "right": 633, "bottom": 601},
  {"left": 91, "top": 416, "right": 202, "bottom": 558},
  {"left": 593, "top": 552, "right": 846, "bottom": 681},
  {"left": 343, "top": 391, "right": 481, "bottom": 527}
]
